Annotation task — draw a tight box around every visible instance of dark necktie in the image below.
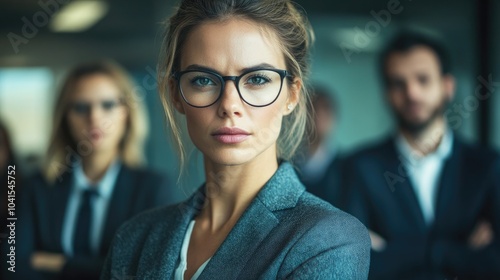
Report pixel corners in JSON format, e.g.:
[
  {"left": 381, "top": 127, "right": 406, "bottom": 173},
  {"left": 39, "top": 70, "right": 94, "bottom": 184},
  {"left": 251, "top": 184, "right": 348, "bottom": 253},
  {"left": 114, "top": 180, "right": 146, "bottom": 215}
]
[{"left": 73, "top": 188, "right": 98, "bottom": 256}]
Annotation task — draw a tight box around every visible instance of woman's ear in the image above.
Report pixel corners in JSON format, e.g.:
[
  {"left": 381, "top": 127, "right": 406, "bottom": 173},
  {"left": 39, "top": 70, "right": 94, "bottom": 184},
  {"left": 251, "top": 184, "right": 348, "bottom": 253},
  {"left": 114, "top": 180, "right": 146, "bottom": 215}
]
[
  {"left": 283, "top": 77, "right": 301, "bottom": 116},
  {"left": 169, "top": 78, "right": 185, "bottom": 114}
]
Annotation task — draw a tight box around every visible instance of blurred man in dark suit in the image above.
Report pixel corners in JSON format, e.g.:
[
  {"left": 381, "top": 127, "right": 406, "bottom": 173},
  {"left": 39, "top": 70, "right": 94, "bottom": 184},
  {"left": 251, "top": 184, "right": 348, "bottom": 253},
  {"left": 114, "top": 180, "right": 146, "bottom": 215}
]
[
  {"left": 296, "top": 86, "right": 344, "bottom": 207},
  {"left": 343, "top": 30, "right": 500, "bottom": 279}
]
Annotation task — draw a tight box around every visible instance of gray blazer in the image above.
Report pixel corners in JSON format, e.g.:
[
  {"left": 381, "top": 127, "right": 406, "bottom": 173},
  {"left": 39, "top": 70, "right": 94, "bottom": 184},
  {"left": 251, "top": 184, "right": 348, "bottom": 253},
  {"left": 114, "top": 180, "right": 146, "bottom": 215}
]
[{"left": 101, "top": 162, "right": 370, "bottom": 279}]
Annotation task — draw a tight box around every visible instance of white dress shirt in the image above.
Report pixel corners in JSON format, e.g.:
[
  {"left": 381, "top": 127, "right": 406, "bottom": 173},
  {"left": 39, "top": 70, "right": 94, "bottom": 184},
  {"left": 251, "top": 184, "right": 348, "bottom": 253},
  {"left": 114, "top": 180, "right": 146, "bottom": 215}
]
[
  {"left": 395, "top": 129, "right": 453, "bottom": 224},
  {"left": 174, "top": 220, "right": 211, "bottom": 280},
  {"left": 61, "top": 160, "right": 121, "bottom": 256}
]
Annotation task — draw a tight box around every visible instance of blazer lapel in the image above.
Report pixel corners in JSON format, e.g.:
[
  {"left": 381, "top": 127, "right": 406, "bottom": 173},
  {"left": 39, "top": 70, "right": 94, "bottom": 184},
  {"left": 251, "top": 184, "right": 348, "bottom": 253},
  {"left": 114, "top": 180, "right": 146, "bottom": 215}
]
[
  {"left": 385, "top": 140, "right": 427, "bottom": 232},
  {"left": 139, "top": 189, "right": 203, "bottom": 279},
  {"left": 99, "top": 165, "right": 136, "bottom": 255},
  {"left": 139, "top": 162, "right": 303, "bottom": 279},
  {"left": 199, "top": 162, "right": 303, "bottom": 279},
  {"left": 433, "top": 138, "right": 461, "bottom": 229},
  {"left": 199, "top": 199, "right": 279, "bottom": 279},
  {"left": 50, "top": 171, "right": 73, "bottom": 252}
]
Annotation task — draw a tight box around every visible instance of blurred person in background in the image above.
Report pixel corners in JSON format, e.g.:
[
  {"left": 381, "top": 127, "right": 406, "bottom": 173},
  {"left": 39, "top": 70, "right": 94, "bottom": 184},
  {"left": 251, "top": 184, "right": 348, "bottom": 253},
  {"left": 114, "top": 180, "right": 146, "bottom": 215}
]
[
  {"left": 4, "top": 61, "right": 173, "bottom": 280},
  {"left": 342, "top": 30, "right": 500, "bottom": 279},
  {"left": 296, "top": 86, "right": 345, "bottom": 207}
]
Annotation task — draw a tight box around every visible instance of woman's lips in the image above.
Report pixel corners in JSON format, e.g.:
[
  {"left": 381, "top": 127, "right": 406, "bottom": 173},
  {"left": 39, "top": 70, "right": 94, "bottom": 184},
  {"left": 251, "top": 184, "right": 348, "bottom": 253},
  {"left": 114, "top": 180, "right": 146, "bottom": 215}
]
[
  {"left": 212, "top": 127, "right": 250, "bottom": 144},
  {"left": 213, "top": 134, "right": 250, "bottom": 144},
  {"left": 89, "top": 128, "right": 103, "bottom": 142}
]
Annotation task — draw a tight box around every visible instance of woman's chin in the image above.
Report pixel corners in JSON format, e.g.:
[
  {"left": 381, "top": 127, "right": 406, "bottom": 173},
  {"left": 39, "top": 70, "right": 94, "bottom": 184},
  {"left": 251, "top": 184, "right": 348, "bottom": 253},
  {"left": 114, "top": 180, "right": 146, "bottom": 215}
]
[
  {"left": 84, "top": 139, "right": 117, "bottom": 156},
  {"left": 204, "top": 149, "right": 257, "bottom": 167}
]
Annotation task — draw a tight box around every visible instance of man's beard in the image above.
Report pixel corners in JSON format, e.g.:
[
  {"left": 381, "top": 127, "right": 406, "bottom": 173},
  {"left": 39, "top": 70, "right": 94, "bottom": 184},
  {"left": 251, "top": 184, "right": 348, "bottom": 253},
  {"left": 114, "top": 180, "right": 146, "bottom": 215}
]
[{"left": 394, "top": 98, "right": 449, "bottom": 136}]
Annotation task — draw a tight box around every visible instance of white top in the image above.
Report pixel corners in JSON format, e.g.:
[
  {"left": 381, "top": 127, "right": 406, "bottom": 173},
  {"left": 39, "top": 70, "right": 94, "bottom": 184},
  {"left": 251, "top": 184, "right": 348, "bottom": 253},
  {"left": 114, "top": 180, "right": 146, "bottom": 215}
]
[
  {"left": 395, "top": 129, "right": 453, "bottom": 224},
  {"left": 174, "top": 220, "right": 211, "bottom": 280},
  {"left": 62, "top": 159, "right": 121, "bottom": 256}
]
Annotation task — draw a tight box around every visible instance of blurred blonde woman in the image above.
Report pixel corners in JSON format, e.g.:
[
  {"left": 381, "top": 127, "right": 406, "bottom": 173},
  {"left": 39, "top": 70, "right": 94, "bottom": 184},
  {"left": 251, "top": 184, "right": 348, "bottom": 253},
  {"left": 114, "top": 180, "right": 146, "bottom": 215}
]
[
  {"left": 12, "top": 61, "right": 172, "bottom": 280},
  {"left": 102, "top": 1, "right": 370, "bottom": 279}
]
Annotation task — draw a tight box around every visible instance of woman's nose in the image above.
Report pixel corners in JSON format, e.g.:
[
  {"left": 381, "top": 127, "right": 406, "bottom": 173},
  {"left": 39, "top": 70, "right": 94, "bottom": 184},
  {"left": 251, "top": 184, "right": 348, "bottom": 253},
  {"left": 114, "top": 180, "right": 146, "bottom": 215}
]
[{"left": 217, "top": 80, "right": 243, "bottom": 118}]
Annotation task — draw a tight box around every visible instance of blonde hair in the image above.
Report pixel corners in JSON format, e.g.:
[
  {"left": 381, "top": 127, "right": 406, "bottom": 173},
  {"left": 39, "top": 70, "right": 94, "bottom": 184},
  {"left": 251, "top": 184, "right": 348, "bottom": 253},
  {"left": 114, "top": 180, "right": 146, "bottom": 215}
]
[
  {"left": 158, "top": 0, "right": 314, "bottom": 169},
  {"left": 43, "top": 61, "right": 148, "bottom": 183}
]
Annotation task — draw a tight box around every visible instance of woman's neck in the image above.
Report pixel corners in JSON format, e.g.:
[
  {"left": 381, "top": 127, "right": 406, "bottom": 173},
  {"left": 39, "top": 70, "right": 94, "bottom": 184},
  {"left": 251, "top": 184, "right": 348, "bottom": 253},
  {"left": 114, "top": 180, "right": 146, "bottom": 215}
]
[
  {"left": 81, "top": 149, "right": 118, "bottom": 184},
  {"left": 200, "top": 150, "right": 278, "bottom": 232}
]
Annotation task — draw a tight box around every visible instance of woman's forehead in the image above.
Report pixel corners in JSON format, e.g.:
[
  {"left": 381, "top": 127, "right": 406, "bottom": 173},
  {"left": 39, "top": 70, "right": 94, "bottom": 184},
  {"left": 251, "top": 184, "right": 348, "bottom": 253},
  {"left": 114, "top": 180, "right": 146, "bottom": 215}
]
[
  {"left": 71, "top": 74, "right": 122, "bottom": 100},
  {"left": 179, "top": 18, "right": 286, "bottom": 73}
]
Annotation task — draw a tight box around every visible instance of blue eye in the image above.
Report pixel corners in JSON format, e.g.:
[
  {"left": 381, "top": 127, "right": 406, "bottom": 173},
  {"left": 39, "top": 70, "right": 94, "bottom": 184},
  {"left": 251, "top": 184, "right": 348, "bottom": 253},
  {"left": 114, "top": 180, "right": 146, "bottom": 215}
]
[
  {"left": 246, "top": 75, "right": 271, "bottom": 85},
  {"left": 191, "top": 76, "right": 216, "bottom": 87}
]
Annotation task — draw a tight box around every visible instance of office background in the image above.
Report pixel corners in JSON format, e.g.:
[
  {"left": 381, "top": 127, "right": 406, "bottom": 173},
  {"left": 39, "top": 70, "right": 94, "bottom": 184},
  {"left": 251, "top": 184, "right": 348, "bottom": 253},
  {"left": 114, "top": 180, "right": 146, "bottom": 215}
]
[{"left": 0, "top": 0, "right": 498, "bottom": 201}]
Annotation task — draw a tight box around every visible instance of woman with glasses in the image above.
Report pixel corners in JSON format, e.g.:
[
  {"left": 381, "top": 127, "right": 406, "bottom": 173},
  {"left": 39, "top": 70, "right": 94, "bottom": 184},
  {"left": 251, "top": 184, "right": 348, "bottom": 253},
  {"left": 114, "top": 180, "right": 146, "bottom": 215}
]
[
  {"left": 102, "top": 0, "right": 370, "bottom": 279},
  {"left": 10, "top": 61, "right": 172, "bottom": 280}
]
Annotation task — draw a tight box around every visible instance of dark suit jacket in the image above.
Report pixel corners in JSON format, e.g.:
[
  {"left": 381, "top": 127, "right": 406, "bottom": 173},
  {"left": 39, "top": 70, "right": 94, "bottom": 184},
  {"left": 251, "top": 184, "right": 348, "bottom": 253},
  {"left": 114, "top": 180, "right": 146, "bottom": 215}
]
[
  {"left": 301, "top": 156, "right": 345, "bottom": 209},
  {"left": 342, "top": 135, "right": 500, "bottom": 280},
  {"left": 2, "top": 164, "right": 172, "bottom": 280},
  {"left": 101, "top": 162, "right": 371, "bottom": 279}
]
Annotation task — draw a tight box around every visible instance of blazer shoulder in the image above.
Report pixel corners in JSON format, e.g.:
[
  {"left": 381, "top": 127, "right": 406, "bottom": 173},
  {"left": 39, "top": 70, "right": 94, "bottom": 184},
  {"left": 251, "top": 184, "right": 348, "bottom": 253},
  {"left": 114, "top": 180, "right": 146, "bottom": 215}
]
[
  {"left": 278, "top": 192, "right": 370, "bottom": 277},
  {"left": 24, "top": 170, "right": 66, "bottom": 194},
  {"left": 293, "top": 191, "right": 369, "bottom": 243},
  {"left": 343, "top": 136, "right": 394, "bottom": 163},
  {"left": 457, "top": 138, "right": 500, "bottom": 166}
]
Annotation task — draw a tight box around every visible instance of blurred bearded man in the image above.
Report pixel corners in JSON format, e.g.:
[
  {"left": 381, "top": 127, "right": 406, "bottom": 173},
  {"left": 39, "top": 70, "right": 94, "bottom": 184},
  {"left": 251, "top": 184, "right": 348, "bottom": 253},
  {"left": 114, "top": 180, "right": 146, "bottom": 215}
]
[{"left": 342, "top": 30, "right": 500, "bottom": 280}]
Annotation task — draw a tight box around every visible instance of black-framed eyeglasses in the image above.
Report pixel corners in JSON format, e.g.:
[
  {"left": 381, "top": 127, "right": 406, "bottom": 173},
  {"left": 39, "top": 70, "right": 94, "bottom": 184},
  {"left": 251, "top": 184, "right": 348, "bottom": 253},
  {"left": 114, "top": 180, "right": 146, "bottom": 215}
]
[
  {"left": 68, "top": 98, "right": 124, "bottom": 116},
  {"left": 172, "top": 68, "right": 293, "bottom": 108}
]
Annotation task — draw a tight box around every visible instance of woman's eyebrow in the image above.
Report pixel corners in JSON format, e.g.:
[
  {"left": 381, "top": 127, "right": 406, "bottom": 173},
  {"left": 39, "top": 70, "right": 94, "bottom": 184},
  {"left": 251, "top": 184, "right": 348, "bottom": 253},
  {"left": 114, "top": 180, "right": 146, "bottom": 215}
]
[
  {"left": 240, "top": 63, "right": 277, "bottom": 72},
  {"left": 184, "top": 64, "right": 218, "bottom": 72},
  {"left": 183, "top": 63, "right": 278, "bottom": 74}
]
